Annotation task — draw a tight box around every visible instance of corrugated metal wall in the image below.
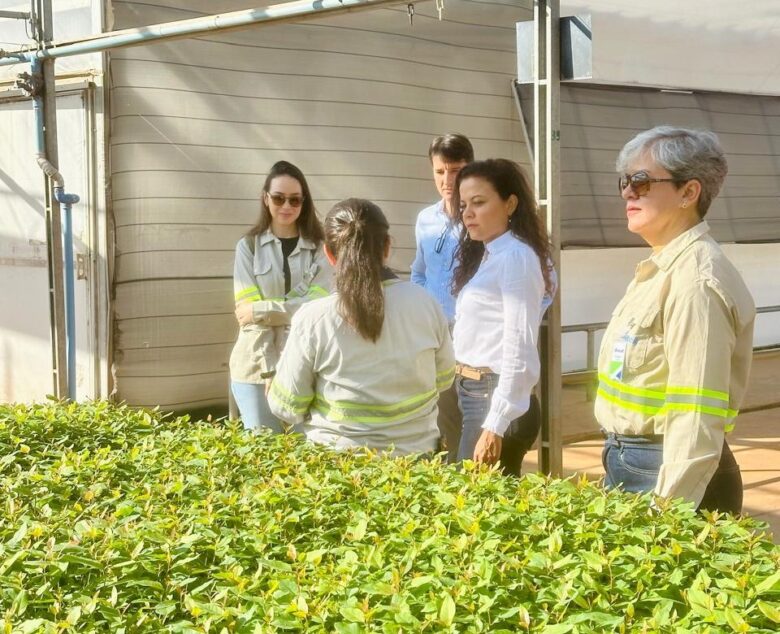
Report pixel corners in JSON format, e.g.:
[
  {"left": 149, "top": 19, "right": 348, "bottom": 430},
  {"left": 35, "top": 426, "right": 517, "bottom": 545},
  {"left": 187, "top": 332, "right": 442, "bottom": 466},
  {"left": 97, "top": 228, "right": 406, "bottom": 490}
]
[
  {"left": 553, "top": 85, "right": 780, "bottom": 247},
  {"left": 108, "top": 0, "right": 532, "bottom": 409}
]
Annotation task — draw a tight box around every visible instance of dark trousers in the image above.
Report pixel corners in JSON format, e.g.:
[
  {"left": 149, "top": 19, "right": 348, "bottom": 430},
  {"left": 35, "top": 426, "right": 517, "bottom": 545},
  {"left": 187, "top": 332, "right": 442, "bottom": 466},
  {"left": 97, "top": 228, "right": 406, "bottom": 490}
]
[
  {"left": 456, "top": 372, "right": 540, "bottom": 476},
  {"left": 436, "top": 381, "right": 463, "bottom": 463},
  {"left": 602, "top": 434, "right": 743, "bottom": 514}
]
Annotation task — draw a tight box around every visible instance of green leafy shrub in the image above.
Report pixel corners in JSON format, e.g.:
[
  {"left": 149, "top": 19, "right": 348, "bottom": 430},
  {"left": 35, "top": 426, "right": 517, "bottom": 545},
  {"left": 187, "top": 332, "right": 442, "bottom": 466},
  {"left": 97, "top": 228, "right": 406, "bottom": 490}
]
[{"left": 1, "top": 401, "right": 778, "bottom": 633}]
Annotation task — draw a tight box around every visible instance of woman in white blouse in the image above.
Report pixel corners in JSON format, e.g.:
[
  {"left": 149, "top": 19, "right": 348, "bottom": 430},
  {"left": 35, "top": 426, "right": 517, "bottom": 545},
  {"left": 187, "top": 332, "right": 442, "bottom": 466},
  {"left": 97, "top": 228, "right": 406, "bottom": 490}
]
[{"left": 452, "top": 159, "right": 556, "bottom": 474}]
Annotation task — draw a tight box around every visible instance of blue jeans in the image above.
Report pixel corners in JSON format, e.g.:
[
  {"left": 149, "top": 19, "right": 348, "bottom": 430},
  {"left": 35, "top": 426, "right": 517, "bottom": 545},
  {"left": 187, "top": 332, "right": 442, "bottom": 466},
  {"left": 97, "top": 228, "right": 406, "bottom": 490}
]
[
  {"left": 230, "top": 381, "right": 284, "bottom": 433},
  {"left": 602, "top": 433, "right": 743, "bottom": 513},
  {"left": 456, "top": 373, "right": 540, "bottom": 476}
]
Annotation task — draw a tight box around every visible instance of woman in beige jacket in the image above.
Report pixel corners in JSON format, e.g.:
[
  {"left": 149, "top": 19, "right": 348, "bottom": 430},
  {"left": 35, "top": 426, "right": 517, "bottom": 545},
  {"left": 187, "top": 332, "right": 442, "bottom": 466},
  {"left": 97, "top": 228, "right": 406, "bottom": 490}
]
[{"left": 230, "top": 161, "right": 332, "bottom": 432}]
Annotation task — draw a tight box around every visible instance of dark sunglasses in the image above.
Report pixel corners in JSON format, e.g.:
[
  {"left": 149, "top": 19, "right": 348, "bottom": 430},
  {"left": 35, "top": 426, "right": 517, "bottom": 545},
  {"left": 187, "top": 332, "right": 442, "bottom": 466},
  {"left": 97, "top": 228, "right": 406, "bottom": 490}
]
[
  {"left": 267, "top": 193, "right": 304, "bottom": 208},
  {"left": 618, "top": 171, "right": 679, "bottom": 197}
]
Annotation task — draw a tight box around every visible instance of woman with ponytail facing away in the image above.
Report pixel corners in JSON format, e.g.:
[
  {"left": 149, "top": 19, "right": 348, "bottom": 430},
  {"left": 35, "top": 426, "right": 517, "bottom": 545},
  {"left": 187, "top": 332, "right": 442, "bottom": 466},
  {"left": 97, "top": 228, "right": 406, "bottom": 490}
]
[{"left": 269, "top": 199, "right": 456, "bottom": 456}]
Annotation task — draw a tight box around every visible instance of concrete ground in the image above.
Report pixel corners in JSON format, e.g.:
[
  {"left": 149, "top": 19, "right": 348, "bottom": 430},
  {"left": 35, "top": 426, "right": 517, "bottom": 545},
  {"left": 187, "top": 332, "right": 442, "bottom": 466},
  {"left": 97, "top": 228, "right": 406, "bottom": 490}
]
[{"left": 524, "top": 352, "right": 780, "bottom": 542}]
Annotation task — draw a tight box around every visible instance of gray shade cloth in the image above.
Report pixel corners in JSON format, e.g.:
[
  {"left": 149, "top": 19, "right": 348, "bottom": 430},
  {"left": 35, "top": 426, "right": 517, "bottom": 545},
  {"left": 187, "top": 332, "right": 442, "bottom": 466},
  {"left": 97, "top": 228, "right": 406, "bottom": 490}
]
[{"left": 519, "top": 84, "right": 780, "bottom": 247}]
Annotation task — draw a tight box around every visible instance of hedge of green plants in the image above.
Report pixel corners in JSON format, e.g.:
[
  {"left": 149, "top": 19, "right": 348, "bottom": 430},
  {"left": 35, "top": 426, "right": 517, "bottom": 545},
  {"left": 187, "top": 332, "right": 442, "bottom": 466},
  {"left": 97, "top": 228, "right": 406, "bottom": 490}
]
[{"left": 1, "top": 402, "right": 779, "bottom": 633}]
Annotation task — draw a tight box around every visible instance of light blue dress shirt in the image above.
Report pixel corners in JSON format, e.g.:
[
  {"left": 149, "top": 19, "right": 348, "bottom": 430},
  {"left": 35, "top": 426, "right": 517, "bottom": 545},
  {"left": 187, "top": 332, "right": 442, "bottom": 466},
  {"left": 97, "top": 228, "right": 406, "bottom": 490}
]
[{"left": 410, "top": 200, "right": 460, "bottom": 322}]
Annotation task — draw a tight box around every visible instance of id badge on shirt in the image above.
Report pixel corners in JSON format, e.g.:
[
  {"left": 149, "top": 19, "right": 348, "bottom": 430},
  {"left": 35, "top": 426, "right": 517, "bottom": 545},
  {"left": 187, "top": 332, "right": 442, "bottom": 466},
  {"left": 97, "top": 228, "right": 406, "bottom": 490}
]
[{"left": 608, "top": 336, "right": 630, "bottom": 381}]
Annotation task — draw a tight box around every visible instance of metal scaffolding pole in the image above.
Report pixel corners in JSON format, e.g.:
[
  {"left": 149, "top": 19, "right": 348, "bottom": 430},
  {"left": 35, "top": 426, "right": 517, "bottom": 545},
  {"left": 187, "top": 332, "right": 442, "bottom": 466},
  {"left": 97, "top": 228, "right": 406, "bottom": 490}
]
[
  {"left": 533, "top": 0, "right": 563, "bottom": 476},
  {"left": 0, "top": 0, "right": 404, "bottom": 67},
  {"left": 39, "top": 0, "right": 68, "bottom": 398}
]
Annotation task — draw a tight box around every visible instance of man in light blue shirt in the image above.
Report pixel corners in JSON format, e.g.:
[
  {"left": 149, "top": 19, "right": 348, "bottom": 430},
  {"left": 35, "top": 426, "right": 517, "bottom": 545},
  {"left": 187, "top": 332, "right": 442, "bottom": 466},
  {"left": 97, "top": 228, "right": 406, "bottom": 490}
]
[{"left": 410, "top": 133, "right": 474, "bottom": 461}]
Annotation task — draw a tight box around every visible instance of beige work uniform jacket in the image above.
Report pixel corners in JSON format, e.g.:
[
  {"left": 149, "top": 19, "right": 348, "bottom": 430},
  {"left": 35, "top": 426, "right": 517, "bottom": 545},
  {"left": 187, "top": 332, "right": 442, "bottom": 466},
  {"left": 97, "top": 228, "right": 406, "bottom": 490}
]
[
  {"left": 229, "top": 230, "right": 332, "bottom": 384},
  {"left": 595, "top": 222, "right": 755, "bottom": 506},
  {"left": 268, "top": 279, "right": 456, "bottom": 456}
]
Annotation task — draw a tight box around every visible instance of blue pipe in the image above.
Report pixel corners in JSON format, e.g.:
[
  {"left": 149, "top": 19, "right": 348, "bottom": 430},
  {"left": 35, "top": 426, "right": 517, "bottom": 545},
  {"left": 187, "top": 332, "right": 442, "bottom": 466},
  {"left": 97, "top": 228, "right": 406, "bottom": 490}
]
[
  {"left": 31, "top": 57, "right": 81, "bottom": 401},
  {"left": 56, "top": 188, "right": 80, "bottom": 402}
]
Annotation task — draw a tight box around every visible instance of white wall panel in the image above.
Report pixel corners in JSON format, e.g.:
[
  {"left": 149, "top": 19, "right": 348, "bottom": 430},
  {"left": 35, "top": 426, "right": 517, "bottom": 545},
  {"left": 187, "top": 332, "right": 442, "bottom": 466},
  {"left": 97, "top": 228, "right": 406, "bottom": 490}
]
[{"left": 560, "top": 0, "right": 780, "bottom": 97}]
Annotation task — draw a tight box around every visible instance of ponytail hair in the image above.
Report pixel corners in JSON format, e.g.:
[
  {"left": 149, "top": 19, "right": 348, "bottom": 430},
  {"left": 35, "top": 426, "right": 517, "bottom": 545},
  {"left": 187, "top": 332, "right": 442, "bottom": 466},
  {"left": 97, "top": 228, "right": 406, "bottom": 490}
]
[{"left": 324, "top": 198, "right": 390, "bottom": 342}]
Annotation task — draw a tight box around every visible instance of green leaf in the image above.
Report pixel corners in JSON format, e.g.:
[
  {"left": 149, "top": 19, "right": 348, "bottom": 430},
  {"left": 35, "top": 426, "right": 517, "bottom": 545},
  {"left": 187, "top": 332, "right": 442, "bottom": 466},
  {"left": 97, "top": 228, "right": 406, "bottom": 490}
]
[
  {"left": 66, "top": 605, "right": 82, "bottom": 626},
  {"left": 723, "top": 607, "right": 749, "bottom": 632},
  {"left": 756, "top": 570, "right": 780, "bottom": 595},
  {"left": 757, "top": 600, "right": 780, "bottom": 624},
  {"left": 439, "top": 594, "right": 456, "bottom": 626},
  {"left": 347, "top": 516, "right": 368, "bottom": 541},
  {"left": 15, "top": 619, "right": 49, "bottom": 634},
  {"left": 339, "top": 606, "right": 366, "bottom": 623}
]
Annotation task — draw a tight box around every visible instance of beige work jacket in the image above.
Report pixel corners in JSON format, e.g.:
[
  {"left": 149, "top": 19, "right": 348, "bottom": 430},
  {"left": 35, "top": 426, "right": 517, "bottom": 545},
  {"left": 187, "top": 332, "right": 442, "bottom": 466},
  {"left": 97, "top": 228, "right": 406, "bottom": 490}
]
[
  {"left": 229, "top": 230, "right": 333, "bottom": 383},
  {"left": 595, "top": 222, "right": 755, "bottom": 506}
]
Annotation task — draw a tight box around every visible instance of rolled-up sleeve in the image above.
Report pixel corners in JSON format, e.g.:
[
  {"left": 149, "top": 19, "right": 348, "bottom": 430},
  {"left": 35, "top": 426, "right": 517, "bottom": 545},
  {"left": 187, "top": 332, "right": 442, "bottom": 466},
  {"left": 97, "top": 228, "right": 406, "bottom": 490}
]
[
  {"left": 655, "top": 281, "right": 736, "bottom": 506},
  {"left": 482, "top": 250, "right": 545, "bottom": 437}
]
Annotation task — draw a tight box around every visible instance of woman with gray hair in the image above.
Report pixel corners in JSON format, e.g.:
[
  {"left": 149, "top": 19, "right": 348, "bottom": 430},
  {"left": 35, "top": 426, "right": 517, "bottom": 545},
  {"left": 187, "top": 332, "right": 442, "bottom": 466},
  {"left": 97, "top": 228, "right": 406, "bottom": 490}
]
[{"left": 595, "top": 126, "right": 755, "bottom": 513}]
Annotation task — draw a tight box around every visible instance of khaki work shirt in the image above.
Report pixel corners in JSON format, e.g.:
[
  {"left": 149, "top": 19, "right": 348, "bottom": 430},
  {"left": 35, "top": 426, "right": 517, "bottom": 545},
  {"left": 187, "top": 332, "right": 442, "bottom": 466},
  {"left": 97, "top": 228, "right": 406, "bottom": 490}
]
[
  {"left": 595, "top": 222, "right": 755, "bottom": 506},
  {"left": 268, "top": 280, "right": 455, "bottom": 456},
  {"left": 229, "top": 230, "right": 333, "bottom": 383}
]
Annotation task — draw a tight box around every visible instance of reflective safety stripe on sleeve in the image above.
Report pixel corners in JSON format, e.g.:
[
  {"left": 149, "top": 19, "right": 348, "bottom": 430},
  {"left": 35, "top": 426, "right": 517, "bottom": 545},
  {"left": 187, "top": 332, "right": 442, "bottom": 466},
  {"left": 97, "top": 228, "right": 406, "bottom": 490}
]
[
  {"left": 235, "top": 285, "right": 262, "bottom": 302},
  {"left": 663, "top": 386, "right": 738, "bottom": 419},
  {"left": 436, "top": 366, "right": 456, "bottom": 390},
  {"left": 306, "top": 285, "right": 329, "bottom": 299},
  {"left": 268, "top": 380, "right": 313, "bottom": 415}
]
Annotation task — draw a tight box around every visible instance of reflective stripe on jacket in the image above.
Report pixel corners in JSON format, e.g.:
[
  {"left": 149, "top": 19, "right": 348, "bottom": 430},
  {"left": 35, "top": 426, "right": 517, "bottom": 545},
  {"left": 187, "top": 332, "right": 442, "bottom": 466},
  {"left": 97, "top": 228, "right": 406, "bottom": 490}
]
[
  {"left": 268, "top": 279, "right": 455, "bottom": 456},
  {"left": 595, "top": 221, "right": 755, "bottom": 506},
  {"left": 229, "top": 230, "right": 333, "bottom": 383}
]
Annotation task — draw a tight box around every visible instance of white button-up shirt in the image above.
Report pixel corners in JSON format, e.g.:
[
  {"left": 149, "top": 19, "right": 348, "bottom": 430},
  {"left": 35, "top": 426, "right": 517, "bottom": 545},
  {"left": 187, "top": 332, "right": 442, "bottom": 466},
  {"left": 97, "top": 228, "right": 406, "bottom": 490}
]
[{"left": 453, "top": 231, "right": 552, "bottom": 437}]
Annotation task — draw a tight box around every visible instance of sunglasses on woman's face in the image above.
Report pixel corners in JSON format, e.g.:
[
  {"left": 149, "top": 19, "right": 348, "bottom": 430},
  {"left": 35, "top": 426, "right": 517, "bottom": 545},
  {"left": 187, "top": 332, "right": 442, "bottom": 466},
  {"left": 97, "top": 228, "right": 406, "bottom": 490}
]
[
  {"left": 618, "top": 171, "right": 679, "bottom": 197},
  {"left": 267, "top": 193, "right": 304, "bottom": 208}
]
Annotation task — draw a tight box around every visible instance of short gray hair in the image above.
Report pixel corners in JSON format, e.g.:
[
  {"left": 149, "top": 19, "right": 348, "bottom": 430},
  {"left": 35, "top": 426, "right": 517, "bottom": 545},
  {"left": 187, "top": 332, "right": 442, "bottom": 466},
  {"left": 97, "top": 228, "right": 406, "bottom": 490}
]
[{"left": 616, "top": 126, "right": 728, "bottom": 217}]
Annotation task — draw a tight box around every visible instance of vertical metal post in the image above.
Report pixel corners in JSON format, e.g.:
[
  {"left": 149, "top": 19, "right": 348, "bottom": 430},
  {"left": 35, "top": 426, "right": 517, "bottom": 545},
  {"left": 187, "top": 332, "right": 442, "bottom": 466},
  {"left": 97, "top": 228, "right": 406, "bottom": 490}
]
[
  {"left": 586, "top": 329, "right": 596, "bottom": 401},
  {"left": 534, "top": 0, "right": 563, "bottom": 476},
  {"left": 38, "top": 0, "right": 68, "bottom": 398}
]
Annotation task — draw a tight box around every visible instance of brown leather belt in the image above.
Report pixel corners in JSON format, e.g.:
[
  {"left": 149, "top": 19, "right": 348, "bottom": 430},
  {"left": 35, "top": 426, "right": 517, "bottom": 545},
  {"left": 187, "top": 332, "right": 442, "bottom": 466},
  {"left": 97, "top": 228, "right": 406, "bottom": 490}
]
[{"left": 455, "top": 363, "right": 493, "bottom": 380}]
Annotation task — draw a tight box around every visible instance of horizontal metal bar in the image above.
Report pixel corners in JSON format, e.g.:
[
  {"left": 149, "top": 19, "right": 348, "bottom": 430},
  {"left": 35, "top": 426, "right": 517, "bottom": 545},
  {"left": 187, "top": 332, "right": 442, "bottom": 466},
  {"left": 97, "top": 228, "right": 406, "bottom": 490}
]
[
  {"left": 562, "top": 305, "right": 779, "bottom": 337},
  {"left": 0, "top": 11, "right": 30, "bottom": 20},
  {"left": 562, "top": 322, "right": 607, "bottom": 334},
  {"left": 0, "top": 0, "right": 402, "bottom": 67}
]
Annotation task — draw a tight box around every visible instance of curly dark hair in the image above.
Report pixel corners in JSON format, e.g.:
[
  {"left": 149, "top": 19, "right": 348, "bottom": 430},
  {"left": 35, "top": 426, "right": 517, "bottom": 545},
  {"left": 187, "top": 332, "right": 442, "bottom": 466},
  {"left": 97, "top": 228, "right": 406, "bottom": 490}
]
[{"left": 451, "top": 159, "right": 554, "bottom": 296}]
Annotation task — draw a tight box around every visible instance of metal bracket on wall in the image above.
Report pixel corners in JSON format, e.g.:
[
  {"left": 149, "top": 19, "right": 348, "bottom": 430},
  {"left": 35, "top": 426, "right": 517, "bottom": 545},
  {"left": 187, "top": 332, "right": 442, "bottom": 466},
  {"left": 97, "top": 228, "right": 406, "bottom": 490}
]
[{"left": 76, "top": 253, "right": 88, "bottom": 280}]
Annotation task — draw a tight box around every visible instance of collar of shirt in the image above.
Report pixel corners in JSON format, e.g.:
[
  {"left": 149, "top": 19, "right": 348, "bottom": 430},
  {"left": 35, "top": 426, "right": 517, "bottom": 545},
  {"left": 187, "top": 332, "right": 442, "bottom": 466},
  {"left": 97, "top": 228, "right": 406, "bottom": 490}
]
[
  {"left": 633, "top": 221, "right": 710, "bottom": 281},
  {"left": 259, "top": 229, "right": 317, "bottom": 251},
  {"left": 484, "top": 230, "right": 517, "bottom": 257}
]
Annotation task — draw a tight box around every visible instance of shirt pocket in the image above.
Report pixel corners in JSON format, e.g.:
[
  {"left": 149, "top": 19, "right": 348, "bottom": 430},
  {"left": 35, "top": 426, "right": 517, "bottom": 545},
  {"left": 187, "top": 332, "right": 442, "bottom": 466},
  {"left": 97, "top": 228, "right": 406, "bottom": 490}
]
[
  {"left": 253, "top": 253, "right": 279, "bottom": 299},
  {"left": 624, "top": 305, "right": 661, "bottom": 371}
]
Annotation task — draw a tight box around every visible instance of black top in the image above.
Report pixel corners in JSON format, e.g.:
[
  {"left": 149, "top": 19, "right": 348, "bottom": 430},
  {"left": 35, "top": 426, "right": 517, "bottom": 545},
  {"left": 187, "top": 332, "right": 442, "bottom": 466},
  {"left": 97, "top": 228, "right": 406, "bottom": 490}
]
[{"left": 280, "top": 236, "right": 299, "bottom": 295}]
